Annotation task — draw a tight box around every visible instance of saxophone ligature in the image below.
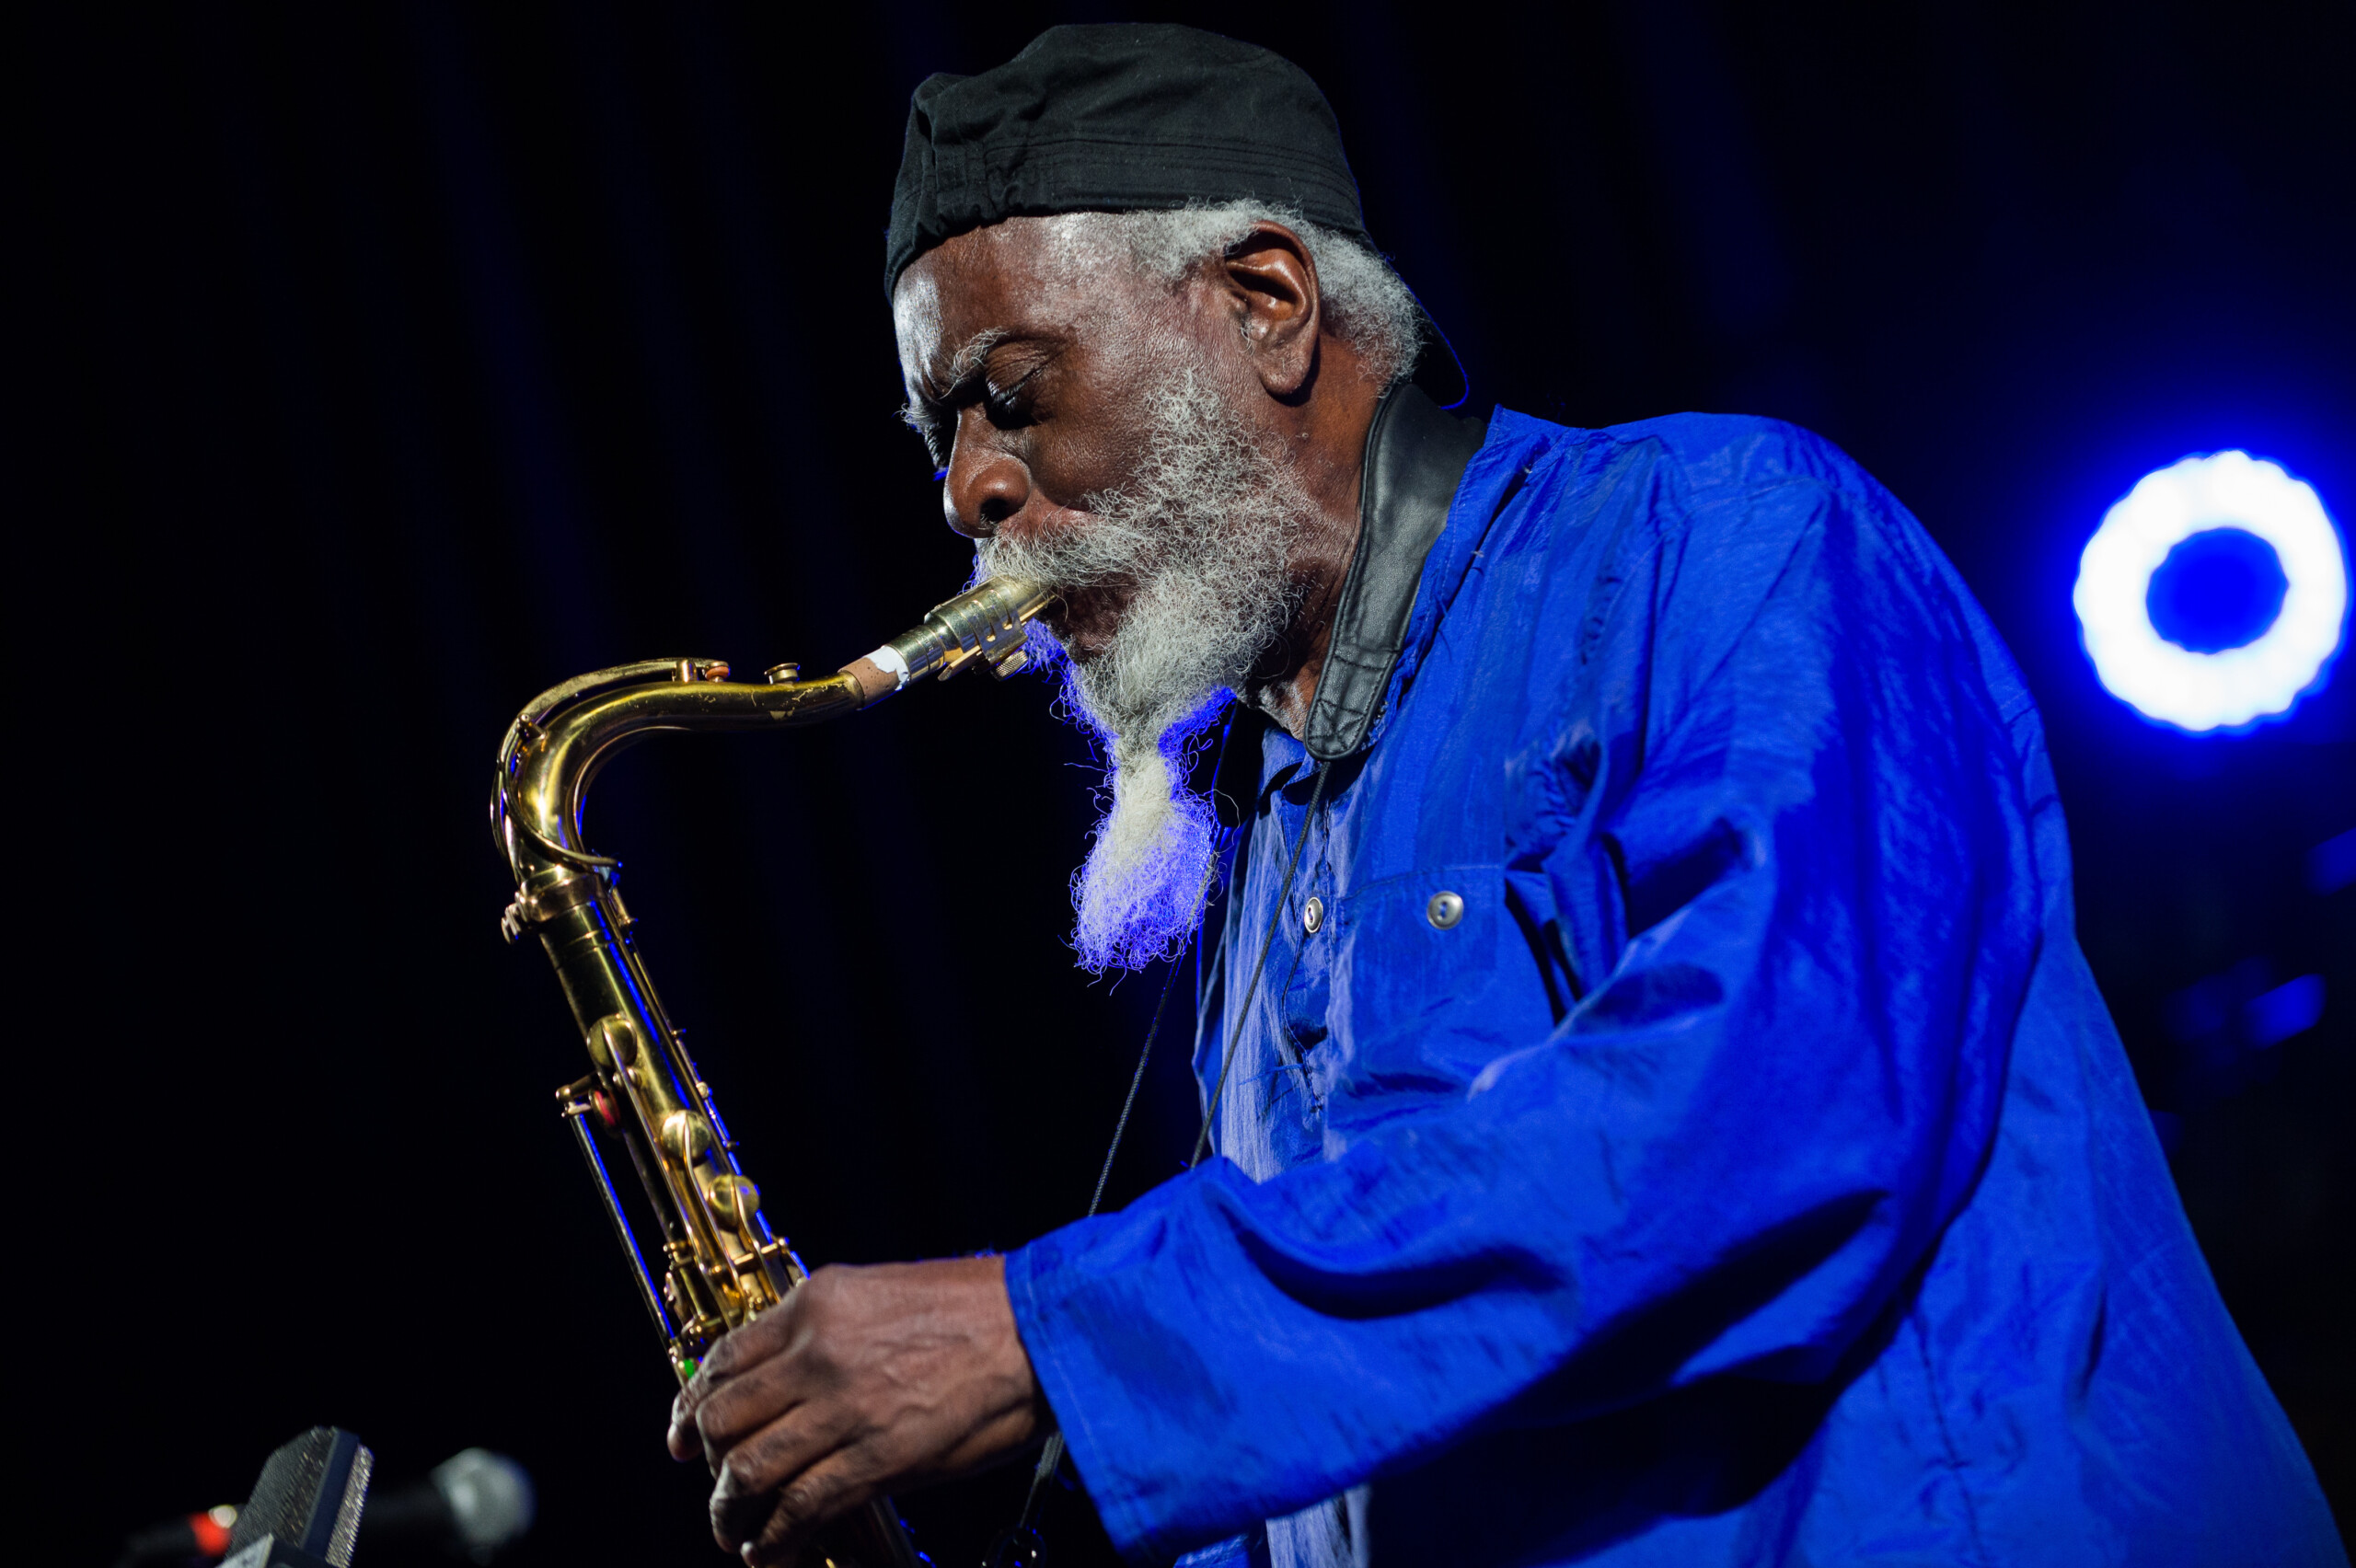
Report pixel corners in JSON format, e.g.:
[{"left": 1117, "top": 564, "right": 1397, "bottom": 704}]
[{"left": 491, "top": 575, "right": 1053, "bottom": 1568}]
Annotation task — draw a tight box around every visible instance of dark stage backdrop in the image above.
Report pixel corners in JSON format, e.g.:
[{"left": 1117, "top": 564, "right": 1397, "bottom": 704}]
[{"left": 24, "top": 3, "right": 2352, "bottom": 1562}]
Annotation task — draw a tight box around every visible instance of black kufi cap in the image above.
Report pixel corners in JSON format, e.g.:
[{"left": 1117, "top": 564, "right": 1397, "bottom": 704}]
[{"left": 886, "top": 24, "right": 1374, "bottom": 296}]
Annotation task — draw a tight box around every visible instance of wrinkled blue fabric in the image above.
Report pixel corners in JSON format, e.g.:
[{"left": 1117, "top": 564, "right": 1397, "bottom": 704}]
[{"left": 1005, "top": 410, "right": 2342, "bottom": 1567}]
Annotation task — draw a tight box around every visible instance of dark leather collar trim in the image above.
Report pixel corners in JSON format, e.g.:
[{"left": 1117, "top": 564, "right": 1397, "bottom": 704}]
[{"left": 1301, "top": 384, "right": 1487, "bottom": 760}]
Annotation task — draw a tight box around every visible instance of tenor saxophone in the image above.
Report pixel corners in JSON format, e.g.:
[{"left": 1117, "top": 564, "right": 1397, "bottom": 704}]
[{"left": 491, "top": 575, "right": 1053, "bottom": 1568}]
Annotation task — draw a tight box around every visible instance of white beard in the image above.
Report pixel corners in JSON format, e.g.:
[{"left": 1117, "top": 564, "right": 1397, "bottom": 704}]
[{"left": 976, "top": 367, "right": 1314, "bottom": 972}]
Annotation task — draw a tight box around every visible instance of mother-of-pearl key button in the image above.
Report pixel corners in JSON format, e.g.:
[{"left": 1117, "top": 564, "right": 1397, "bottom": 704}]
[
  {"left": 1426, "top": 890, "right": 1465, "bottom": 928},
  {"left": 1302, "top": 896, "right": 1324, "bottom": 934}
]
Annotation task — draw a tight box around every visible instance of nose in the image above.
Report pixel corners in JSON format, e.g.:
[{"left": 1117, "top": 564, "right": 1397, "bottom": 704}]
[{"left": 941, "top": 418, "right": 1030, "bottom": 539}]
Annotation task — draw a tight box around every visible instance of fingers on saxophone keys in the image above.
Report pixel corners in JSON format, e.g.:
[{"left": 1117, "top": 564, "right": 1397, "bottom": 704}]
[
  {"left": 736, "top": 1458, "right": 874, "bottom": 1568},
  {"left": 694, "top": 1343, "right": 821, "bottom": 1464},
  {"left": 695, "top": 1316, "right": 766, "bottom": 1382},
  {"left": 725, "top": 1295, "right": 811, "bottom": 1374},
  {"left": 670, "top": 1373, "right": 727, "bottom": 1464},
  {"left": 673, "top": 1309, "right": 788, "bottom": 1460},
  {"left": 710, "top": 1419, "right": 861, "bottom": 1558}
]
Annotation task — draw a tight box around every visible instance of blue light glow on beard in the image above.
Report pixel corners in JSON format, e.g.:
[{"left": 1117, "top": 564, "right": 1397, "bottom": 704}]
[{"left": 1068, "top": 690, "right": 1230, "bottom": 974}]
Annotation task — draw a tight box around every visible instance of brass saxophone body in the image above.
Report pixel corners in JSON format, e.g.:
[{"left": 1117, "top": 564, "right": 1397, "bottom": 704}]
[{"left": 491, "top": 576, "right": 1051, "bottom": 1566}]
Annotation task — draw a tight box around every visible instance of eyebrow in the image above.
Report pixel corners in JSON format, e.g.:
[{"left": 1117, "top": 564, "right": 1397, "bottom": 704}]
[
  {"left": 941, "top": 327, "right": 1011, "bottom": 392},
  {"left": 919, "top": 327, "right": 1011, "bottom": 407}
]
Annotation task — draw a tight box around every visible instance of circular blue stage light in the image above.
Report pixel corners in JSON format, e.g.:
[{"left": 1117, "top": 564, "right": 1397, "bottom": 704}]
[
  {"left": 2145, "top": 527, "right": 2288, "bottom": 652},
  {"left": 2073, "top": 452, "right": 2347, "bottom": 732}
]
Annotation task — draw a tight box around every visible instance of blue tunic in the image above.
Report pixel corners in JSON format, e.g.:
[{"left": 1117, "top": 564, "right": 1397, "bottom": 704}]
[{"left": 1003, "top": 409, "right": 2341, "bottom": 1566}]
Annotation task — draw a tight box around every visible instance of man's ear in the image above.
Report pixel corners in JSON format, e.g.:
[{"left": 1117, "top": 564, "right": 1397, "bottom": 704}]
[{"left": 1215, "top": 224, "right": 1322, "bottom": 399}]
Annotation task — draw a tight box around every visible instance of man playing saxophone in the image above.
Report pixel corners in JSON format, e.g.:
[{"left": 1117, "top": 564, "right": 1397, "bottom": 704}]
[{"left": 664, "top": 25, "right": 2340, "bottom": 1568}]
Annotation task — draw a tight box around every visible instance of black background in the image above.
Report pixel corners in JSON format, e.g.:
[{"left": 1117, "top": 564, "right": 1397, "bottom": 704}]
[{"left": 24, "top": 3, "right": 2352, "bottom": 1562}]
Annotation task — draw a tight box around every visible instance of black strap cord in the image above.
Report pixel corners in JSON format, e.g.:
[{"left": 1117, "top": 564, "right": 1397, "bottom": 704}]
[{"left": 989, "top": 724, "right": 1263, "bottom": 1566}]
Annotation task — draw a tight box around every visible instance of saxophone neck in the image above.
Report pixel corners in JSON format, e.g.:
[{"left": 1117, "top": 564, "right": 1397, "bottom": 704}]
[
  {"left": 495, "top": 661, "right": 862, "bottom": 883},
  {"left": 491, "top": 576, "right": 1055, "bottom": 882},
  {"left": 842, "top": 575, "right": 1055, "bottom": 705}
]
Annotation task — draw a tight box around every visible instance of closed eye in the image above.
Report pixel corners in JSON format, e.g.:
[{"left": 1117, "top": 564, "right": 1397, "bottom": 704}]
[
  {"left": 902, "top": 332, "right": 1054, "bottom": 465},
  {"left": 982, "top": 361, "right": 1047, "bottom": 427}
]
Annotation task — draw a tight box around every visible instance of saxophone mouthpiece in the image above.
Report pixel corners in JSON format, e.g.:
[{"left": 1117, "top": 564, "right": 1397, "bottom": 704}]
[{"left": 840, "top": 576, "right": 1055, "bottom": 707}]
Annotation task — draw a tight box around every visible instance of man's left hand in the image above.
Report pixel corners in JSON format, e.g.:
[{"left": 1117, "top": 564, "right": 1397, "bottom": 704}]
[{"left": 667, "top": 1254, "right": 1047, "bottom": 1564}]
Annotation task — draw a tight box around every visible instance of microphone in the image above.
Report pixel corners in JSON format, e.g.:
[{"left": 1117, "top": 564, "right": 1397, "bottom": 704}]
[
  {"left": 119, "top": 1448, "right": 533, "bottom": 1567},
  {"left": 225, "top": 1426, "right": 375, "bottom": 1568},
  {"left": 358, "top": 1448, "right": 536, "bottom": 1562}
]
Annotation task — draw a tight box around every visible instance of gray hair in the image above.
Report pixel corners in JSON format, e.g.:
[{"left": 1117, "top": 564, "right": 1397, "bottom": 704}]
[{"left": 1042, "top": 202, "right": 1424, "bottom": 386}]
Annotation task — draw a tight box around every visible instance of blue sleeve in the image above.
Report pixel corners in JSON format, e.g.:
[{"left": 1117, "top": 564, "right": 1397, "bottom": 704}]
[{"left": 1004, "top": 461, "right": 2044, "bottom": 1561}]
